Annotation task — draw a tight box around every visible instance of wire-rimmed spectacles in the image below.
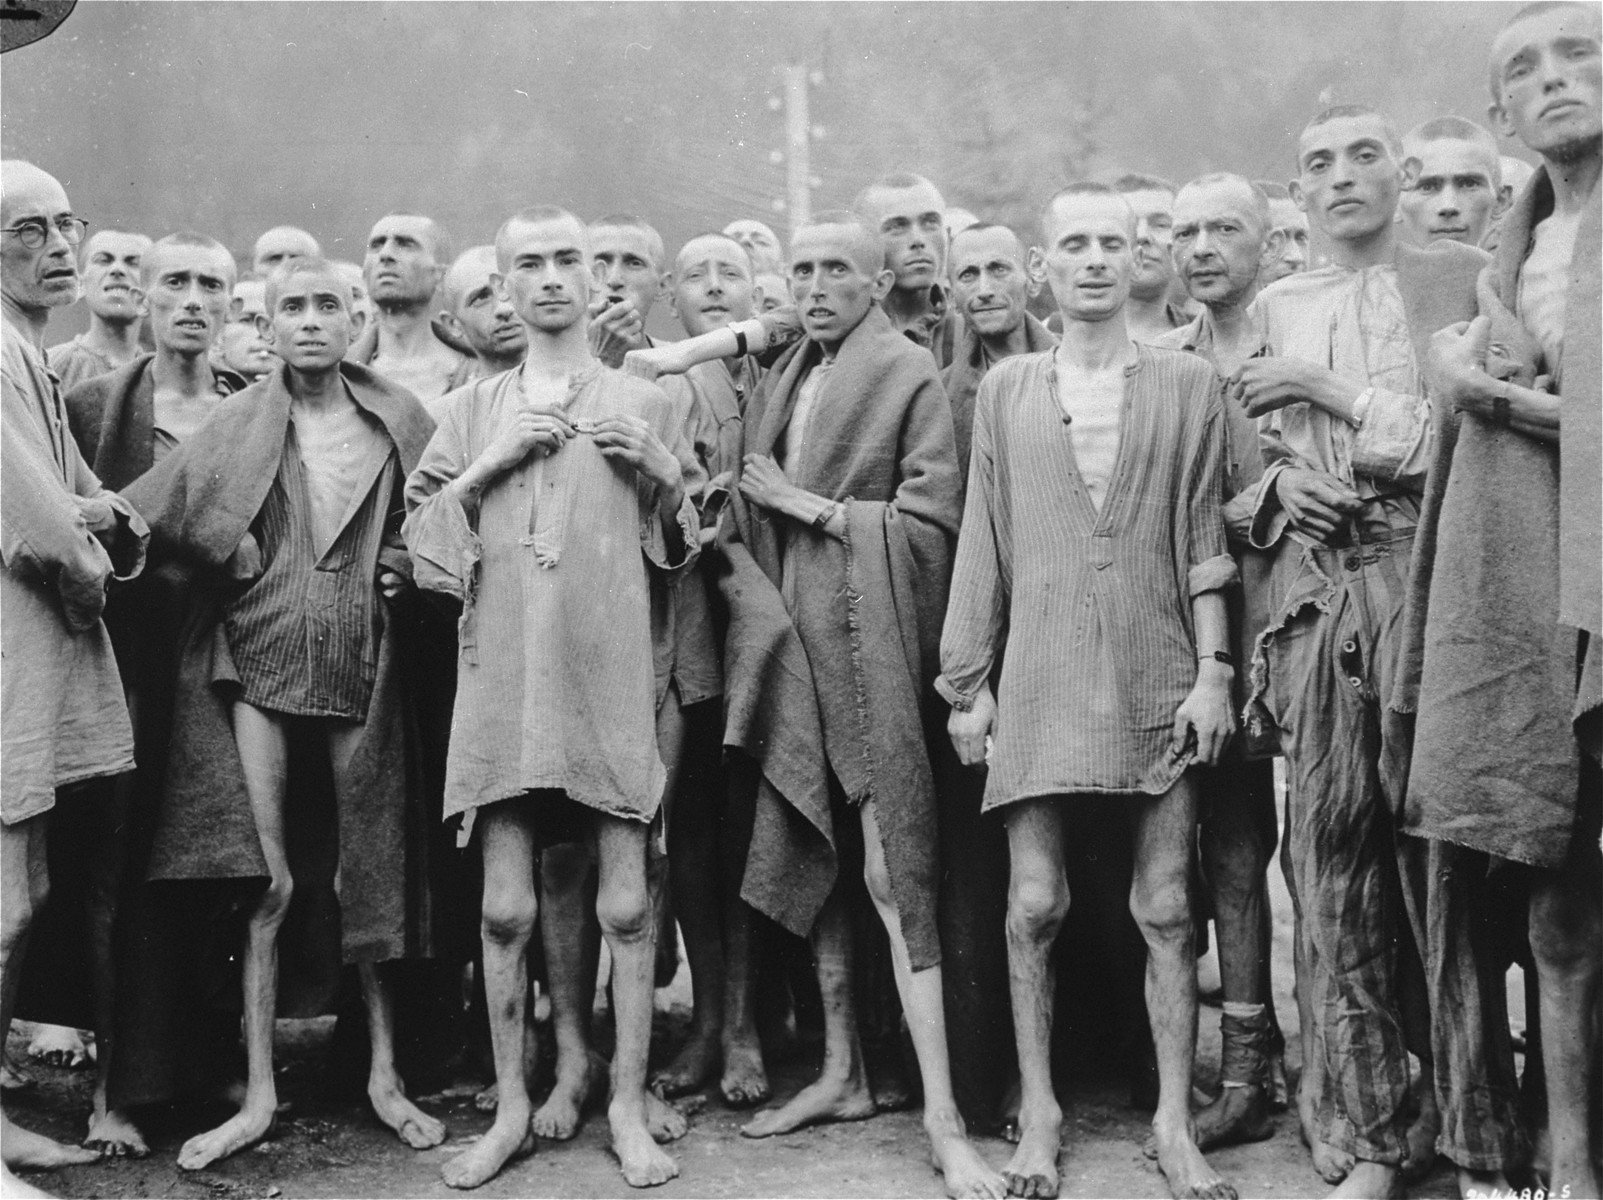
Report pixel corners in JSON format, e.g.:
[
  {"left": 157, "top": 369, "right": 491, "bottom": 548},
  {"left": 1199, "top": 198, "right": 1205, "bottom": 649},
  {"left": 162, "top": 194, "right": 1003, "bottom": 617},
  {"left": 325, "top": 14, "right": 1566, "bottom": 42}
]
[{"left": 1, "top": 217, "right": 89, "bottom": 250}]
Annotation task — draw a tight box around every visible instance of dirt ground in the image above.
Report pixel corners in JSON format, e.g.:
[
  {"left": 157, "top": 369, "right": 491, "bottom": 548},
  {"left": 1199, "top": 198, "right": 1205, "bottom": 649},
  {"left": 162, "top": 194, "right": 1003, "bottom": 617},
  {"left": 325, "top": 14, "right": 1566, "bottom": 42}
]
[{"left": 8, "top": 860, "right": 1501, "bottom": 1200}]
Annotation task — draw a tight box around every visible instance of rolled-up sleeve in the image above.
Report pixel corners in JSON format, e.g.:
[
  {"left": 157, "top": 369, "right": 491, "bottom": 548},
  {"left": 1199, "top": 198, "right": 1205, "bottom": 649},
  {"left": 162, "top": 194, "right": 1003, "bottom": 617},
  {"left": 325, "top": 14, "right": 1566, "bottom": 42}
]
[{"left": 1186, "top": 397, "right": 1238, "bottom": 597}]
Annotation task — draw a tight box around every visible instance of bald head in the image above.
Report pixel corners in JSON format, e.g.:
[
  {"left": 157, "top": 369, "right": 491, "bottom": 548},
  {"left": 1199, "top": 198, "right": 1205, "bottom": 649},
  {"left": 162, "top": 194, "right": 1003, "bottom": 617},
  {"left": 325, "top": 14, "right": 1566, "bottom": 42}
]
[
  {"left": 440, "top": 244, "right": 525, "bottom": 369},
  {"left": 1400, "top": 117, "right": 1506, "bottom": 246},
  {"left": 793, "top": 211, "right": 886, "bottom": 276},
  {"left": 252, "top": 225, "right": 320, "bottom": 275},
  {"left": 1, "top": 161, "right": 81, "bottom": 314},
  {"left": 444, "top": 245, "right": 501, "bottom": 311},
  {"left": 854, "top": 173, "right": 947, "bottom": 292},
  {"left": 80, "top": 229, "right": 153, "bottom": 325},
  {"left": 495, "top": 206, "right": 588, "bottom": 273},
  {"left": 672, "top": 233, "right": 756, "bottom": 337},
  {"left": 948, "top": 223, "right": 1034, "bottom": 342},
  {"left": 723, "top": 219, "right": 784, "bottom": 274},
  {"left": 789, "top": 211, "right": 892, "bottom": 346},
  {"left": 365, "top": 213, "right": 451, "bottom": 311},
  {"left": 675, "top": 232, "right": 751, "bottom": 277}
]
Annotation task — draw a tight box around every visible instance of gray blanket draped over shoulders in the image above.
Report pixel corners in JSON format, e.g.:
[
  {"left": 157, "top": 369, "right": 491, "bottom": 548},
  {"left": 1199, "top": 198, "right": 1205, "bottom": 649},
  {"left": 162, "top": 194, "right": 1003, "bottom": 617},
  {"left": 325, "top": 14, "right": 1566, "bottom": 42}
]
[
  {"left": 716, "top": 306, "right": 961, "bottom": 969},
  {"left": 1392, "top": 173, "right": 1598, "bottom": 868},
  {"left": 121, "top": 362, "right": 441, "bottom": 965}
]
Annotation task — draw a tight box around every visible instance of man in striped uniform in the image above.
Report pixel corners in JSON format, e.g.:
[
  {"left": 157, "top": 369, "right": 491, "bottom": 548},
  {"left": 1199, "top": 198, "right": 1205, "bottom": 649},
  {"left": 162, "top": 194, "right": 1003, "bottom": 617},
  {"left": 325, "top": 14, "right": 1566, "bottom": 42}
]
[
  {"left": 124, "top": 256, "right": 446, "bottom": 1171},
  {"left": 1231, "top": 106, "right": 1485, "bottom": 1199},
  {"left": 938, "top": 182, "right": 1239, "bottom": 1200}
]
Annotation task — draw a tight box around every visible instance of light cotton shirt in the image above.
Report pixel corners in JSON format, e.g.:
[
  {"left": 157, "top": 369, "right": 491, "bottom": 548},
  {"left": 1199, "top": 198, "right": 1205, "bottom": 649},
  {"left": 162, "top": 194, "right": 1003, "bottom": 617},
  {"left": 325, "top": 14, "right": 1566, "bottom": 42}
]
[
  {"left": 2, "top": 317, "right": 147, "bottom": 824},
  {"left": 1248, "top": 265, "right": 1431, "bottom": 550},
  {"left": 404, "top": 363, "right": 700, "bottom": 821},
  {"left": 937, "top": 346, "right": 1236, "bottom": 806},
  {"left": 47, "top": 334, "right": 120, "bottom": 394}
]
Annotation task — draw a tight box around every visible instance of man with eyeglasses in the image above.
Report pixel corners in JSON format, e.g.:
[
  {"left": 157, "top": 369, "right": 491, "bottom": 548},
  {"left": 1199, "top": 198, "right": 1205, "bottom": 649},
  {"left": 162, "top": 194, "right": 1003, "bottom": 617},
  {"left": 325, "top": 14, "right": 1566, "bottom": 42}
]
[
  {"left": 1, "top": 160, "right": 148, "bottom": 1189},
  {"left": 48, "top": 228, "right": 152, "bottom": 393}
]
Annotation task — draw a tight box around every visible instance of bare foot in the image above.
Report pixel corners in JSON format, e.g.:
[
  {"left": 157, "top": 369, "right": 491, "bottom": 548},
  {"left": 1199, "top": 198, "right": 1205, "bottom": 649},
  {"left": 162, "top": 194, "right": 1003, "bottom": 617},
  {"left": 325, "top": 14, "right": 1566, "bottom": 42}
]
[
  {"left": 369, "top": 1075, "right": 447, "bottom": 1149},
  {"left": 1456, "top": 1168, "right": 1511, "bottom": 1199},
  {"left": 740, "top": 1071, "right": 876, "bottom": 1138},
  {"left": 926, "top": 1106, "right": 1006, "bottom": 1200},
  {"left": 84, "top": 1107, "right": 148, "bottom": 1158},
  {"left": 1002, "top": 1105, "right": 1062, "bottom": 1198},
  {"left": 643, "top": 1090, "right": 687, "bottom": 1143},
  {"left": 440, "top": 1111, "right": 534, "bottom": 1190},
  {"left": 531, "top": 1051, "right": 603, "bottom": 1140},
  {"left": 609, "top": 1100, "right": 679, "bottom": 1188},
  {"left": 1, "top": 1118, "right": 100, "bottom": 1171},
  {"left": 1152, "top": 1120, "right": 1236, "bottom": 1200},
  {"left": 650, "top": 1028, "right": 718, "bottom": 1099},
  {"left": 1327, "top": 1160, "right": 1402, "bottom": 1198},
  {"left": 176, "top": 1102, "right": 278, "bottom": 1170},
  {"left": 1192, "top": 1085, "right": 1274, "bottom": 1152},
  {"left": 1298, "top": 1076, "right": 1353, "bottom": 1183},
  {"left": 473, "top": 1083, "right": 498, "bottom": 1112},
  {"left": 25, "top": 1027, "right": 91, "bottom": 1071},
  {"left": 718, "top": 1034, "right": 769, "bottom": 1107}
]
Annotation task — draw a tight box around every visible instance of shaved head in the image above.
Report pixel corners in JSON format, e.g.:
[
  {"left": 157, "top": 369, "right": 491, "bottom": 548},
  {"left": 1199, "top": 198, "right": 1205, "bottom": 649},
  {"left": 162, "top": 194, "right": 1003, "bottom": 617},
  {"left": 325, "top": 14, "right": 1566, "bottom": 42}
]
[
  {"left": 1175, "top": 173, "right": 1271, "bottom": 233},
  {"left": 495, "top": 206, "right": 588, "bottom": 273},
  {"left": 252, "top": 225, "right": 321, "bottom": 274},
  {"left": 444, "top": 244, "right": 501, "bottom": 311},
  {"left": 264, "top": 256, "right": 350, "bottom": 314},
  {"left": 793, "top": 210, "right": 886, "bottom": 275},
  {"left": 950, "top": 221, "right": 1026, "bottom": 261},
  {"left": 142, "top": 232, "right": 237, "bottom": 290},
  {"left": 1299, "top": 105, "right": 1404, "bottom": 165},
  {"left": 675, "top": 232, "right": 752, "bottom": 277},
  {"left": 0, "top": 159, "right": 66, "bottom": 225}
]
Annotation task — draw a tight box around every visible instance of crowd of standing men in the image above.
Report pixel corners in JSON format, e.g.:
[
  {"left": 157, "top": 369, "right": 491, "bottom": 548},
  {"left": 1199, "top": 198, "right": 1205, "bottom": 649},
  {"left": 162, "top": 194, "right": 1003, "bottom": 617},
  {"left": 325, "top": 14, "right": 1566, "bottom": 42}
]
[{"left": 2, "top": 3, "right": 1599, "bottom": 1198}]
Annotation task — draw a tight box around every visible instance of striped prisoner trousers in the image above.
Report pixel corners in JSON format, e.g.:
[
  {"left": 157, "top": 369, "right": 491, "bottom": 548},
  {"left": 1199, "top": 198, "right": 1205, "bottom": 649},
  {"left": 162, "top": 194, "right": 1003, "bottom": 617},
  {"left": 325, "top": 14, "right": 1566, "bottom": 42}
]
[{"left": 1259, "top": 528, "right": 1416, "bottom": 1165}]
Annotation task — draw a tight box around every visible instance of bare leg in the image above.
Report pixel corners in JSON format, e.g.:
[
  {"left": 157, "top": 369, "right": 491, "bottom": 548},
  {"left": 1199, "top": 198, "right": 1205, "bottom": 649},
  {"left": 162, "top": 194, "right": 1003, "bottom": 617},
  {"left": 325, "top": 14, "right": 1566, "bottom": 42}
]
[
  {"left": 359, "top": 964, "right": 447, "bottom": 1148},
  {"left": 532, "top": 842, "right": 603, "bottom": 1140},
  {"left": 595, "top": 816, "right": 678, "bottom": 1188},
  {"left": 442, "top": 801, "right": 538, "bottom": 1189},
  {"left": 2, "top": 817, "right": 98, "bottom": 1171},
  {"left": 857, "top": 804, "right": 1004, "bottom": 1200},
  {"left": 178, "top": 703, "right": 293, "bottom": 1170},
  {"left": 1528, "top": 845, "right": 1601, "bottom": 1200},
  {"left": 1131, "top": 778, "right": 1235, "bottom": 1200},
  {"left": 314, "top": 716, "right": 448, "bottom": 1154},
  {"left": 741, "top": 887, "right": 875, "bottom": 1138},
  {"left": 82, "top": 756, "right": 145, "bottom": 1157},
  {"left": 1001, "top": 799, "right": 1069, "bottom": 1199},
  {"left": 717, "top": 761, "right": 768, "bottom": 1106}
]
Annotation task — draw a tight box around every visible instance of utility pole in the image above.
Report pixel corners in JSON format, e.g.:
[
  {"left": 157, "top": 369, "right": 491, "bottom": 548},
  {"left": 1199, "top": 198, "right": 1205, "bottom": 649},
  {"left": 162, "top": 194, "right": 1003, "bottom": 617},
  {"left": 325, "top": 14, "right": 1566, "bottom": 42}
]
[
  {"left": 768, "top": 63, "right": 824, "bottom": 240},
  {"left": 781, "top": 63, "right": 811, "bottom": 238}
]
